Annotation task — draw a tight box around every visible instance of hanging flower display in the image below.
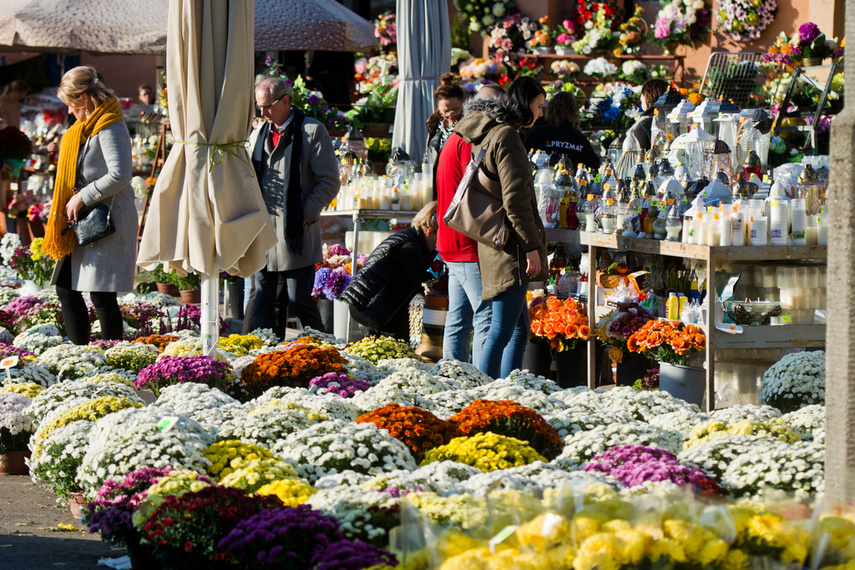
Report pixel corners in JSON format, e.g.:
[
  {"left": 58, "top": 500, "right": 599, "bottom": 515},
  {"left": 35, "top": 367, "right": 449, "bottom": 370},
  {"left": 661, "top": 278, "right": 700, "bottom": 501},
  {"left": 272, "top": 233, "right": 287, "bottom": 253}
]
[
  {"left": 455, "top": 0, "right": 517, "bottom": 34},
  {"left": 653, "top": 0, "right": 712, "bottom": 48},
  {"left": 717, "top": 0, "right": 777, "bottom": 42}
]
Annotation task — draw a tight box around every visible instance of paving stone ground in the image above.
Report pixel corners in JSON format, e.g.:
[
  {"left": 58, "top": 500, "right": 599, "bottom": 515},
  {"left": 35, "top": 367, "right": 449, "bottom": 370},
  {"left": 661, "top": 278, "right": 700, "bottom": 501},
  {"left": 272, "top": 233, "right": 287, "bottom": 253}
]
[{"left": 0, "top": 474, "right": 124, "bottom": 570}]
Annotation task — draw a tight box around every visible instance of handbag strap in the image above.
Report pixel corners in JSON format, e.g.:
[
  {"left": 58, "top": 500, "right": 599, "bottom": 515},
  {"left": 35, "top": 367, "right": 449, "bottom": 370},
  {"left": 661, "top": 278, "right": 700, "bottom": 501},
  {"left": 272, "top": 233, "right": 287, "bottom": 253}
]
[{"left": 470, "top": 127, "right": 503, "bottom": 193}]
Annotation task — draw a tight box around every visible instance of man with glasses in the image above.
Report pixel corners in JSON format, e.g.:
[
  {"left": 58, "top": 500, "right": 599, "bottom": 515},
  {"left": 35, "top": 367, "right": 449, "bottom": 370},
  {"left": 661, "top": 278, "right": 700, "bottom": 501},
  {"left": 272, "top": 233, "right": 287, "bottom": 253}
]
[{"left": 243, "top": 76, "right": 340, "bottom": 338}]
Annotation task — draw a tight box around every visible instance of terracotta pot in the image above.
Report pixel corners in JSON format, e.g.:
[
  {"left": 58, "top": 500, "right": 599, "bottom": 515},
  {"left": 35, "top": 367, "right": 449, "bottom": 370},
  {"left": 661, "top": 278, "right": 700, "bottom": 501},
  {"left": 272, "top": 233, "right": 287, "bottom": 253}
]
[
  {"left": 156, "top": 282, "right": 180, "bottom": 296},
  {"left": 68, "top": 491, "right": 87, "bottom": 520},
  {"left": 179, "top": 289, "right": 201, "bottom": 304},
  {"left": 0, "top": 449, "right": 30, "bottom": 475}
]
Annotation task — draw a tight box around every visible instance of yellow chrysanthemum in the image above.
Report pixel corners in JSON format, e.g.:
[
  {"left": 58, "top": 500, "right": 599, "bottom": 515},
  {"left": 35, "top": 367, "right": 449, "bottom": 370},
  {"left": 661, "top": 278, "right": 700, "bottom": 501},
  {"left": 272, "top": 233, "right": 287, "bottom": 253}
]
[{"left": 257, "top": 477, "right": 316, "bottom": 506}]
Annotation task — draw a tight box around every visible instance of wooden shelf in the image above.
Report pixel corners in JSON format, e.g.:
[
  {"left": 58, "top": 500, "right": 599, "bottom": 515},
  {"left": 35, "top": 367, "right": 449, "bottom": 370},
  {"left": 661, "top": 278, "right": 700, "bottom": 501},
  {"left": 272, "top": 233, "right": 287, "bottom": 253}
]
[{"left": 553, "top": 229, "right": 828, "bottom": 410}]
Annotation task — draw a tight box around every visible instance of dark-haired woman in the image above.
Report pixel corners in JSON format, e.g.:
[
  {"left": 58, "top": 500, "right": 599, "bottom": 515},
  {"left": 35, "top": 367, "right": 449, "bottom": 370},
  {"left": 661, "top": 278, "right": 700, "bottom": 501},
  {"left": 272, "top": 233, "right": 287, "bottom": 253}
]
[
  {"left": 625, "top": 78, "right": 668, "bottom": 151},
  {"left": 423, "top": 73, "right": 466, "bottom": 167},
  {"left": 453, "top": 76, "right": 548, "bottom": 379},
  {"left": 525, "top": 91, "right": 600, "bottom": 171}
]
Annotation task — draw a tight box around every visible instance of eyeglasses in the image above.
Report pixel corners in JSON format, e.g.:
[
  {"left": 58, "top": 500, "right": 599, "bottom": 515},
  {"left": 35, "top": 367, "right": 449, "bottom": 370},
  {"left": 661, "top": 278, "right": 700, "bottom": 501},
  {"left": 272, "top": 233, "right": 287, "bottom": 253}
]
[{"left": 256, "top": 96, "right": 284, "bottom": 112}]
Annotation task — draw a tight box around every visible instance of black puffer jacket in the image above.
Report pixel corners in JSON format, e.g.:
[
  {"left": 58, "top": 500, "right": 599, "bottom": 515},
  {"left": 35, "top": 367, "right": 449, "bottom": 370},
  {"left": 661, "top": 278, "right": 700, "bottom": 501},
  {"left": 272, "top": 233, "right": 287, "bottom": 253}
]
[{"left": 340, "top": 227, "right": 434, "bottom": 328}]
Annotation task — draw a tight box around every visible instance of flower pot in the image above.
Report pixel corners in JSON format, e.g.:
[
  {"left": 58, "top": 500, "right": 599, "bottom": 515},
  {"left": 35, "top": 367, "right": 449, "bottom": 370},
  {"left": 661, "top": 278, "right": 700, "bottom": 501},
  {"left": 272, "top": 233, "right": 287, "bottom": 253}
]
[
  {"left": 534, "top": 46, "right": 553, "bottom": 55},
  {"left": 179, "top": 289, "right": 201, "bottom": 304},
  {"left": 801, "top": 57, "right": 824, "bottom": 67},
  {"left": 68, "top": 491, "right": 87, "bottom": 520},
  {"left": 555, "top": 343, "right": 587, "bottom": 388},
  {"left": 0, "top": 449, "right": 30, "bottom": 475},
  {"left": 361, "top": 123, "right": 392, "bottom": 136},
  {"left": 156, "top": 282, "right": 179, "bottom": 297},
  {"left": 415, "top": 294, "right": 448, "bottom": 362},
  {"left": 129, "top": 543, "right": 162, "bottom": 570},
  {"left": 554, "top": 46, "right": 572, "bottom": 55},
  {"left": 659, "top": 362, "right": 706, "bottom": 406},
  {"left": 615, "top": 352, "right": 653, "bottom": 386},
  {"left": 522, "top": 339, "right": 554, "bottom": 379}
]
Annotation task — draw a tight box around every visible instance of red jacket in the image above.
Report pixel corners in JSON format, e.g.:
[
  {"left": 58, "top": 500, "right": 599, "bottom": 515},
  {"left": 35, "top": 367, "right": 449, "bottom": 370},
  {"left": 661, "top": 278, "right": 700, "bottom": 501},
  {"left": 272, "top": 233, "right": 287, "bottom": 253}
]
[{"left": 435, "top": 132, "right": 479, "bottom": 263}]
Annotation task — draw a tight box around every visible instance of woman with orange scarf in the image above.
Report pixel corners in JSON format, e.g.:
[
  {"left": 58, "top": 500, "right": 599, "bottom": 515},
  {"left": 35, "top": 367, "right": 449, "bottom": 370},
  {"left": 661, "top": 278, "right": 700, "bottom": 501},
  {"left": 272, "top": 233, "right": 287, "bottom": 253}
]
[{"left": 44, "top": 66, "right": 138, "bottom": 344}]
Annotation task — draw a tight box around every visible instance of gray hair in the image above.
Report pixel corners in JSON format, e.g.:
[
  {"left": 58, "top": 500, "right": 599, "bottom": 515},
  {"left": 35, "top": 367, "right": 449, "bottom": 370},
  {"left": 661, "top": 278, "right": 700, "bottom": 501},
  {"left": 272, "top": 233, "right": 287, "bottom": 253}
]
[{"left": 256, "top": 76, "right": 292, "bottom": 101}]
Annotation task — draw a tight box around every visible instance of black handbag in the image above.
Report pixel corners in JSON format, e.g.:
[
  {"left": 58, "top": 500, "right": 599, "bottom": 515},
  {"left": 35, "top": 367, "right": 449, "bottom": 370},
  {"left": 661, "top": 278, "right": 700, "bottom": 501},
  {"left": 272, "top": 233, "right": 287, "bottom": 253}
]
[{"left": 61, "top": 200, "right": 116, "bottom": 246}]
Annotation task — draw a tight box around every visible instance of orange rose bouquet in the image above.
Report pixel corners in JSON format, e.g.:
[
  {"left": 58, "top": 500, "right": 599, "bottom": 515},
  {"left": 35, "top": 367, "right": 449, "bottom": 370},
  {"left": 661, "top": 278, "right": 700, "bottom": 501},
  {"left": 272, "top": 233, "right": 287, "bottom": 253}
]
[
  {"left": 626, "top": 320, "right": 706, "bottom": 366},
  {"left": 528, "top": 295, "right": 593, "bottom": 352}
]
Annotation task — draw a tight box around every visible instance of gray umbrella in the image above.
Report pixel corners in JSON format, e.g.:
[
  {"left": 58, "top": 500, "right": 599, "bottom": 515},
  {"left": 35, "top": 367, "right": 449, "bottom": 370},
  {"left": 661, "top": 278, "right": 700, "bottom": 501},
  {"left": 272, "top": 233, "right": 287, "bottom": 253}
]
[
  {"left": 391, "top": 0, "right": 451, "bottom": 164},
  {"left": 0, "top": 0, "right": 375, "bottom": 54}
]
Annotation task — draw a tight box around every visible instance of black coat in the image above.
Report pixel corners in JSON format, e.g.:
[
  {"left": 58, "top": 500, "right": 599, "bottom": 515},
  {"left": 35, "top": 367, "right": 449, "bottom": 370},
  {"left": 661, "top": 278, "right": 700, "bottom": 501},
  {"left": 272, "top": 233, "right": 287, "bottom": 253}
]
[
  {"left": 340, "top": 227, "right": 434, "bottom": 328},
  {"left": 524, "top": 122, "right": 601, "bottom": 171}
]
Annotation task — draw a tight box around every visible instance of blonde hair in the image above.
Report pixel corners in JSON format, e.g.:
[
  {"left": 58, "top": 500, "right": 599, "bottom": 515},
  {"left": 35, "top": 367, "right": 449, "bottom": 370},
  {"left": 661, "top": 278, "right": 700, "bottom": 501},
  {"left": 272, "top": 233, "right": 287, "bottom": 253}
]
[
  {"left": 411, "top": 201, "right": 438, "bottom": 233},
  {"left": 57, "top": 66, "right": 114, "bottom": 108}
]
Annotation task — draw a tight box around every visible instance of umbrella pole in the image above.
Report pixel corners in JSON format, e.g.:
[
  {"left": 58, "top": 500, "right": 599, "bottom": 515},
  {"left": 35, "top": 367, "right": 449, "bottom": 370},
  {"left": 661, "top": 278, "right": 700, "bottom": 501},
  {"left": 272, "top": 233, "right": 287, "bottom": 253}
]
[{"left": 201, "top": 273, "right": 219, "bottom": 356}]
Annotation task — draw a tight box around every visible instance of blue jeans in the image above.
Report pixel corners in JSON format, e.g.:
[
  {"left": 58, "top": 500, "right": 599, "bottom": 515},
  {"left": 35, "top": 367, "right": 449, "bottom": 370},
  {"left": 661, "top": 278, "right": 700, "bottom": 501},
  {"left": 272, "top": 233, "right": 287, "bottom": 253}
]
[
  {"left": 442, "top": 262, "right": 492, "bottom": 366},
  {"left": 477, "top": 282, "right": 529, "bottom": 379}
]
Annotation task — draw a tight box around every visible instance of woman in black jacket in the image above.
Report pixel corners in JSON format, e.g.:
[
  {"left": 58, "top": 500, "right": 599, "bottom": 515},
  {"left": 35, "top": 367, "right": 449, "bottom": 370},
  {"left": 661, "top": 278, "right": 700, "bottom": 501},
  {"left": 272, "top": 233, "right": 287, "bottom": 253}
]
[
  {"left": 525, "top": 91, "right": 600, "bottom": 171},
  {"left": 340, "top": 202, "right": 438, "bottom": 341}
]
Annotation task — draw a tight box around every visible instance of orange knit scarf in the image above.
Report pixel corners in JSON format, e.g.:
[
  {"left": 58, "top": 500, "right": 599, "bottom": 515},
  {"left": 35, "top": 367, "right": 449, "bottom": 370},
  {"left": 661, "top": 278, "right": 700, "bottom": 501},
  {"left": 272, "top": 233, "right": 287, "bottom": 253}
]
[{"left": 43, "top": 96, "right": 124, "bottom": 260}]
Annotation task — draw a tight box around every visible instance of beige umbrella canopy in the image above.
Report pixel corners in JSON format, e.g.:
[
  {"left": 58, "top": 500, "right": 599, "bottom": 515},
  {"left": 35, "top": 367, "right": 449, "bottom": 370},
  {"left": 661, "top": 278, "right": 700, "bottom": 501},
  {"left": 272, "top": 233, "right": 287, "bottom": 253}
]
[
  {"left": 137, "top": 0, "right": 276, "bottom": 280},
  {"left": 0, "top": 0, "right": 375, "bottom": 54},
  {"left": 0, "top": 0, "right": 169, "bottom": 54}
]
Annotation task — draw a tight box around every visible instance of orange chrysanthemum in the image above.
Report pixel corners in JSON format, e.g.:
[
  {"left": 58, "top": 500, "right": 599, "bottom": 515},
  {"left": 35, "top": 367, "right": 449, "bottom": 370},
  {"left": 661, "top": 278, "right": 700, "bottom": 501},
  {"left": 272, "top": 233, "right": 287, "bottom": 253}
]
[{"left": 356, "top": 403, "right": 455, "bottom": 460}]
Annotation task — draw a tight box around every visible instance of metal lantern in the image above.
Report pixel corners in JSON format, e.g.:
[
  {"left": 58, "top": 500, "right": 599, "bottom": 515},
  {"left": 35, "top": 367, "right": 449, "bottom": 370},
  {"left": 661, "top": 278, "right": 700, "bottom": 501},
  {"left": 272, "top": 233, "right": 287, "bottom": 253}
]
[
  {"left": 742, "top": 149, "right": 763, "bottom": 181},
  {"left": 703, "top": 139, "right": 733, "bottom": 183},
  {"left": 341, "top": 125, "right": 368, "bottom": 161},
  {"left": 736, "top": 108, "right": 774, "bottom": 172}
]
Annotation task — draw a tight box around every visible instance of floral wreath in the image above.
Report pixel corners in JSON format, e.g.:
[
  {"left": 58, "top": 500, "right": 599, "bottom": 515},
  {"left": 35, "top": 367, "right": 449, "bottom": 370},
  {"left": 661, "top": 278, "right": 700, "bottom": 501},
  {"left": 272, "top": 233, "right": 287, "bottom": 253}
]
[{"left": 717, "top": 0, "right": 777, "bottom": 42}]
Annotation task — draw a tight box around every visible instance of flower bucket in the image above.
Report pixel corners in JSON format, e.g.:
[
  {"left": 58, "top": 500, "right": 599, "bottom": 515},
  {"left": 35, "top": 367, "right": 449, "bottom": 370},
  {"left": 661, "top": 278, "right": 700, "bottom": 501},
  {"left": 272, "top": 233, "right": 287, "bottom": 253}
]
[
  {"left": 802, "top": 57, "right": 824, "bottom": 67},
  {"left": 659, "top": 362, "right": 705, "bottom": 406},
  {"left": 0, "top": 450, "right": 29, "bottom": 475},
  {"left": 555, "top": 343, "right": 587, "bottom": 388},
  {"left": 522, "top": 339, "right": 553, "bottom": 379},
  {"left": 333, "top": 299, "right": 363, "bottom": 342},
  {"left": 225, "top": 280, "right": 244, "bottom": 319},
  {"left": 615, "top": 352, "right": 652, "bottom": 386}
]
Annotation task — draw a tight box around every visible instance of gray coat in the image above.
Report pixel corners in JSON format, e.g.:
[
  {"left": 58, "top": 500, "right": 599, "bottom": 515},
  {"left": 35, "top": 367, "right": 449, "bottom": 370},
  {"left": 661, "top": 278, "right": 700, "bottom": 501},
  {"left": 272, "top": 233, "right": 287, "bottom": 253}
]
[
  {"left": 50, "top": 120, "right": 138, "bottom": 292},
  {"left": 248, "top": 113, "right": 340, "bottom": 272}
]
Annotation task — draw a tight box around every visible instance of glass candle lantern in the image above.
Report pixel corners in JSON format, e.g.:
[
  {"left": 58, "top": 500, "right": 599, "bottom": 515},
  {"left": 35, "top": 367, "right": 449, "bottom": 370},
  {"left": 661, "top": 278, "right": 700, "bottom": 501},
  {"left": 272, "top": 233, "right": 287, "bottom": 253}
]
[
  {"left": 666, "top": 99, "right": 696, "bottom": 141},
  {"left": 703, "top": 139, "right": 733, "bottom": 183},
  {"left": 672, "top": 126, "right": 716, "bottom": 181},
  {"left": 794, "top": 163, "right": 827, "bottom": 215},
  {"left": 607, "top": 135, "right": 625, "bottom": 171}
]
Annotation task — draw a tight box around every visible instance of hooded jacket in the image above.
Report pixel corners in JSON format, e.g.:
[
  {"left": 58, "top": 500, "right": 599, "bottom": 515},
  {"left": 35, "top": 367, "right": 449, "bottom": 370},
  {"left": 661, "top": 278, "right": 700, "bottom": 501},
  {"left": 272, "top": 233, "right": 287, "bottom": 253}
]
[{"left": 453, "top": 99, "right": 547, "bottom": 300}]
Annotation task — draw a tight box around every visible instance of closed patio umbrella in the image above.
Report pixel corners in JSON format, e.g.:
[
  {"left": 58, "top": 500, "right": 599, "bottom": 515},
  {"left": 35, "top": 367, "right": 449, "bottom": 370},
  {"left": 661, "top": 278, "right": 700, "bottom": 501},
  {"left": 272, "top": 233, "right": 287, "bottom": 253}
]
[
  {"left": 391, "top": 0, "right": 451, "bottom": 164},
  {"left": 137, "top": 0, "right": 277, "bottom": 353}
]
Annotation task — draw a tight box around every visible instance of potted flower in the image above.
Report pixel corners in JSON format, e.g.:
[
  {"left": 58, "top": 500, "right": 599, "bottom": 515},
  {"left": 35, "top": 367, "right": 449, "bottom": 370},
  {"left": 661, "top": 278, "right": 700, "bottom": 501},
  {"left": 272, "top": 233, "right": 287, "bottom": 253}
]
[
  {"left": 356, "top": 403, "right": 455, "bottom": 461},
  {"left": 140, "top": 485, "right": 284, "bottom": 568},
  {"left": 135, "top": 355, "right": 238, "bottom": 398},
  {"left": 148, "top": 264, "right": 179, "bottom": 297},
  {"left": 717, "top": 0, "right": 776, "bottom": 42},
  {"left": 527, "top": 294, "right": 592, "bottom": 386},
  {"left": 238, "top": 341, "right": 347, "bottom": 397},
  {"left": 549, "top": 60, "right": 581, "bottom": 81},
  {"left": 528, "top": 16, "right": 554, "bottom": 54},
  {"left": 613, "top": 6, "right": 648, "bottom": 57},
  {"left": 554, "top": 19, "right": 576, "bottom": 55},
  {"left": 653, "top": 0, "right": 711, "bottom": 52},
  {"left": 173, "top": 272, "right": 201, "bottom": 304},
  {"left": 791, "top": 22, "right": 836, "bottom": 66},
  {"left": 0, "top": 392, "right": 34, "bottom": 474},
  {"left": 626, "top": 319, "right": 706, "bottom": 405},
  {"left": 571, "top": 1, "right": 620, "bottom": 55},
  {"left": 87, "top": 466, "right": 175, "bottom": 563},
  {"left": 596, "top": 302, "right": 657, "bottom": 385}
]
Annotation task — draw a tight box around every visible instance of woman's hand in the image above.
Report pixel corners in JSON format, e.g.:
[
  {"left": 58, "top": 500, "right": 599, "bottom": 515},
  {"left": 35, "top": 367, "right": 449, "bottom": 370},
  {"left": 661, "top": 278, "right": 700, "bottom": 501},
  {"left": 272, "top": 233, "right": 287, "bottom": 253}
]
[
  {"left": 65, "top": 193, "right": 85, "bottom": 222},
  {"left": 525, "top": 249, "right": 541, "bottom": 279}
]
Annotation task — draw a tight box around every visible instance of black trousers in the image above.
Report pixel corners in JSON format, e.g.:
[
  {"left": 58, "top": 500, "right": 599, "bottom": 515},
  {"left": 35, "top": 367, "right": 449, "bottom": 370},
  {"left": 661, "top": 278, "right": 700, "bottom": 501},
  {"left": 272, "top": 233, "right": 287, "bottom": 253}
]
[{"left": 55, "top": 258, "right": 123, "bottom": 345}]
